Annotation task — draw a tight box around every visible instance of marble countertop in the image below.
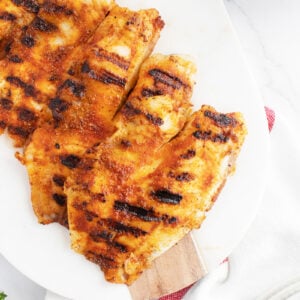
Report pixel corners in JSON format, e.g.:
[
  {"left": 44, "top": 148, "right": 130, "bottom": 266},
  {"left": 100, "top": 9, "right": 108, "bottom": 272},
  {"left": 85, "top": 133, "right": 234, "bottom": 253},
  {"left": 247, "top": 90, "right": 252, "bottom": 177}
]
[{"left": 1, "top": 0, "right": 299, "bottom": 299}]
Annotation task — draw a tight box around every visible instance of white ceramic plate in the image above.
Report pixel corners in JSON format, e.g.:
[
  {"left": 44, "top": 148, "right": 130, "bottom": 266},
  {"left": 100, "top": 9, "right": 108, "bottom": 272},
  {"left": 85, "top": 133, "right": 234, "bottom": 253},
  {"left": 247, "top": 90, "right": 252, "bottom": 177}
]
[{"left": 0, "top": 0, "right": 270, "bottom": 299}]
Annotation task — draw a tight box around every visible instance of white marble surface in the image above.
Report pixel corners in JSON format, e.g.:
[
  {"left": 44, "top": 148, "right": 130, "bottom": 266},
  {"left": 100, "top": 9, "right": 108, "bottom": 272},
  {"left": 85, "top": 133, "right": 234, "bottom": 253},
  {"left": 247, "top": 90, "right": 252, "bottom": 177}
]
[{"left": 1, "top": 0, "right": 300, "bottom": 299}]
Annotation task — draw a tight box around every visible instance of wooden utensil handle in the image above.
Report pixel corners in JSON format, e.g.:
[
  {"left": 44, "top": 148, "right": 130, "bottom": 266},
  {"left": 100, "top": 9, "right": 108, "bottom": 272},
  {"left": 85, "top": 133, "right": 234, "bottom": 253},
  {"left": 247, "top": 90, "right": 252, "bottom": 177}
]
[{"left": 129, "top": 233, "right": 207, "bottom": 300}]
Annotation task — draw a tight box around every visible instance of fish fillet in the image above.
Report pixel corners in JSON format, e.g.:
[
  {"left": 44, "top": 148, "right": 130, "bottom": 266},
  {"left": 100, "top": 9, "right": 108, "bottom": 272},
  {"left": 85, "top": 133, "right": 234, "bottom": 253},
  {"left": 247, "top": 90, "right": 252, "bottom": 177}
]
[{"left": 24, "top": 7, "right": 164, "bottom": 225}]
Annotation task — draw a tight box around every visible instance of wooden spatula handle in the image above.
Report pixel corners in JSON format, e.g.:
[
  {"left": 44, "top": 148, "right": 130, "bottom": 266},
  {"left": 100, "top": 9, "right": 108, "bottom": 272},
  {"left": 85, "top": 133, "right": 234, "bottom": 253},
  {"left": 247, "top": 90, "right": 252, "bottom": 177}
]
[{"left": 129, "top": 233, "right": 207, "bottom": 300}]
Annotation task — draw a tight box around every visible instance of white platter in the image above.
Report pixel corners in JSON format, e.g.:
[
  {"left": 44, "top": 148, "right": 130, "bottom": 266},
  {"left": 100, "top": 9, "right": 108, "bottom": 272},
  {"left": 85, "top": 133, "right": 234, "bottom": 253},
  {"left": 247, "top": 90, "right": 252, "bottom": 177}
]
[{"left": 0, "top": 0, "right": 270, "bottom": 299}]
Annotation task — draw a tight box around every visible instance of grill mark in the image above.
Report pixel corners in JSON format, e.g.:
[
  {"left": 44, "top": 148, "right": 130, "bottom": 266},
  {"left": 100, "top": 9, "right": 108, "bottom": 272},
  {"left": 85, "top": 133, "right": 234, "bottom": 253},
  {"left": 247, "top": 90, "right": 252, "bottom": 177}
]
[
  {"left": 95, "top": 49, "right": 130, "bottom": 70},
  {"left": 8, "top": 125, "right": 30, "bottom": 138},
  {"left": 52, "top": 175, "right": 66, "bottom": 187},
  {"left": 49, "top": 74, "right": 58, "bottom": 82},
  {"left": 204, "top": 110, "right": 237, "bottom": 127},
  {"left": 193, "top": 130, "right": 212, "bottom": 140},
  {"left": 90, "top": 230, "right": 128, "bottom": 253},
  {"left": 48, "top": 97, "right": 69, "bottom": 121},
  {"left": 21, "top": 35, "right": 35, "bottom": 48},
  {"left": 86, "top": 251, "right": 116, "bottom": 269},
  {"left": 85, "top": 210, "right": 98, "bottom": 222},
  {"left": 120, "top": 139, "right": 131, "bottom": 148},
  {"left": 111, "top": 241, "right": 128, "bottom": 253},
  {"left": 175, "top": 172, "right": 193, "bottom": 182},
  {"left": 81, "top": 61, "right": 126, "bottom": 87},
  {"left": 91, "top": 69, "right": 126, "bottom": 87},
  {"left": 0, "top": 12, "right": 17, "bottom": 21},
  {"left": 145, "top": 113, "right": 164, "bottom": 126},
  {"left": 12, "top": 0, "right": 40, "bottom": 14},
  {"left": 90, "top": 230, "right": 113, "bottom": 242},
  {"left": 52, "top": 193, "right": 66, "bottom": 206},
  {"left": 0, "top": 121, "right": 6, "bottom": 129},
  {"left": 107, "top": 219, "right": 147, "bottom": 238},
  {"left": 168, "top": 216, "right": 177, "bottom": 224},
  {"left": 6, "top": 76, "right": 35, "bottom": 97},
  {"left": 180, "top": 149, "right": 196, "bottom": 159},
  {"left": 5, "top": 41, "right": 13, "bottom": 54},
  {"left": 32, "top": 17, "right": 57, "bottom": 32},
  {"left": 60, "top": 79, "right": 85, "bottom": 98},
  {"left": 213, "top": 134, "right": 229, "bottom": 143},
  {"left": 160, "top": 214, "right": 178, "bottom": 225},
  {"left": 8, "top": 55, "right": 23, "bottom": 63},
  {"left": 67, "top": 68, "right": 75, "bottom": 76},
  {"left": 193, "top": 130, "right": 229, "bottom": 143},
  {"left": 151, "top": 189, "right": 182, "bottom": 204},
  {"left": 149, "top": 68, "right": 186, "bottom": 89},
  {"left": 114, "top": 201, "right": 161, "bottom": 222},
  {"left": 43, "top": 2, "right": 73, "bottom": 15},
  {"left": 0, "top": 98, "right": 13, "bottom": 110},
  {"left": 141, "top": 88, "right": 163, "bottom": 97},
  {"left": 17, "top": 107, "right": 36, "bottom": 122},
  {"left": 122, "top": 102, "right": 141, "bottom": 118},
  {"left": 60, "top": 154, "right": 81, "bottom": 169},
  {"left": 81, "top": 61, "right": 91, "bottom": 73},
  {"left": 48, "top": 97, "right": 69, "bottom": 113}
]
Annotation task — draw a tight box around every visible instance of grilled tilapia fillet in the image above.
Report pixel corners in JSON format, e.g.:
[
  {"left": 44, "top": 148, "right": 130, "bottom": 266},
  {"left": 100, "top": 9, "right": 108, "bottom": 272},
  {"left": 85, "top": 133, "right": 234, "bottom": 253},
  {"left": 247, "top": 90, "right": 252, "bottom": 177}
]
[
  {"left": 24, "top": 7, "right": 164, "bottom": 225},
  {"left": 0, "top": 0, "right": 114, "bottom": 146},
  {"left": 115, "top": 106, "right": 246, "bottom": 282},
  {"left": 66, "top": 54, "right": 197, "bottom": 283}
]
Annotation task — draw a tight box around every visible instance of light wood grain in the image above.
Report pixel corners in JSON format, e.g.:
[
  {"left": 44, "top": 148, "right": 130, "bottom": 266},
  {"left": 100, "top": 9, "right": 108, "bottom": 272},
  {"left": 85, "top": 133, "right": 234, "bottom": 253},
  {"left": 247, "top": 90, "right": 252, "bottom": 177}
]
[{"left": 129, "top": 233, "right": 207, "bottom": 300}]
